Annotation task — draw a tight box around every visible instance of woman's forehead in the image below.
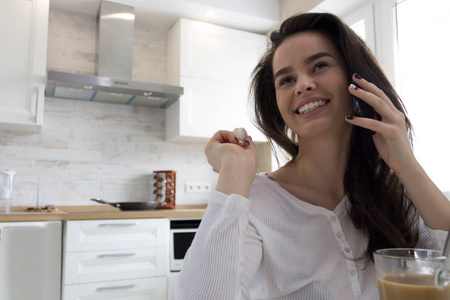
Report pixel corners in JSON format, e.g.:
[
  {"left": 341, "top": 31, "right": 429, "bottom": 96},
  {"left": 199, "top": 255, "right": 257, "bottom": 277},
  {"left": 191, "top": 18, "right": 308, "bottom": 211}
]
[{"left": 273, "top": 31, "right": 340, "bottom": 67}]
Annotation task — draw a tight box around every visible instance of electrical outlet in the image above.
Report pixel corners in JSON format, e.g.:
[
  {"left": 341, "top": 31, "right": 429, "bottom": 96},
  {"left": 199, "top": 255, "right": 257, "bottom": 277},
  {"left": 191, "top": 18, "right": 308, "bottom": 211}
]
[
  {"left": 185, "top": 182, "right": 212, "bottom": 193},
  {"left": 185, "top": 183, "right": 194, "bottom": 193},
  {"left": 201, "top": 183, "right": 212, "bottom": 192}
]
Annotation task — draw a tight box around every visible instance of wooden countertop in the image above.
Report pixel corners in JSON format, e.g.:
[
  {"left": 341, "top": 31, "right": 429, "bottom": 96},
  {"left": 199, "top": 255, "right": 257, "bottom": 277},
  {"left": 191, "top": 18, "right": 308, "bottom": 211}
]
[{"left": 0, "top": 205, "right": 207, "bottom": 222}]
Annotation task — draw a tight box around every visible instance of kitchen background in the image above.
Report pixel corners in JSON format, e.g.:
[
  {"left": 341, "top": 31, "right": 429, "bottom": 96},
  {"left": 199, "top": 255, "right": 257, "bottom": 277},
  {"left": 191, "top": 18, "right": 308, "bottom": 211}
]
[
  {"left": 5, "top": 0, "right": 445, "bottom": 209},
  {"left": 0, "top": 0, "right": 322, "bottom": 208}
]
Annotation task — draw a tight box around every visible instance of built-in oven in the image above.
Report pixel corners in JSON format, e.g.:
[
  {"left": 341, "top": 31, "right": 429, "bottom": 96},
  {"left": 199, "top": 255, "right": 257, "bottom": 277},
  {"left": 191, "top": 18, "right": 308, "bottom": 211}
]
[{"left": 169, "top": 218, "right": 201, "bottom": 272}]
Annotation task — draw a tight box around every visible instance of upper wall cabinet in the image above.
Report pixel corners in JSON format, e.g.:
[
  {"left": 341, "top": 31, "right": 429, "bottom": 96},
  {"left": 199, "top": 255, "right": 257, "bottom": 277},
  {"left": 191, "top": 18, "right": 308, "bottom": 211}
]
[
  {"left": 166, "top": 18, "right": 267, "bottom": 142},
  {"left": 0, "top": 0, "right": 49, "bottom": 133}
]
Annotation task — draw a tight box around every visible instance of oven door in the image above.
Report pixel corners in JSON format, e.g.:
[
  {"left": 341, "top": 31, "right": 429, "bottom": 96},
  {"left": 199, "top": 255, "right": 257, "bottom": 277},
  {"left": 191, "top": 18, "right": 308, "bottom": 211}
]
[{"left": 170, "top": 227, "right": 198, "bottom": 272}]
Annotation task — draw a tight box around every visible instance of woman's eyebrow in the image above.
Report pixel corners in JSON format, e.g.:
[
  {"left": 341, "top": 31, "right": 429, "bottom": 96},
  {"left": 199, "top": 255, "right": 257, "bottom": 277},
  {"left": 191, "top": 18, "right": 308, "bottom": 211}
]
[
  {"left": 304, "top": 52, "right": 333, "bottom": 65},
  {"left": 273, "top": 66, "right": 293, "bottom": 82},
  {"left": 273, "top": 52, "right": 333, "bottom": 82}
]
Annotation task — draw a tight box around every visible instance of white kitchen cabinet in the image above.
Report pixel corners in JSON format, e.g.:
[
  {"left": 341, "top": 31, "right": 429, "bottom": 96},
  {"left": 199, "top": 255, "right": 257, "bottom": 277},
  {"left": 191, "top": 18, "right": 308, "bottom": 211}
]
[
  {"left": 63, "top": 218, "right": 170, "bottom": 300},
  {"left": 63, "top": 277, "right": 167, "bottom": 300},
  {"left": 166, "top": 18, "right": 267, "bottom": 142},
  {"left": 0, "top": 221, "right": 62, "bottom": 300},
  {"left": 0, "top": 0, "right": 49, "bottom": 132}
]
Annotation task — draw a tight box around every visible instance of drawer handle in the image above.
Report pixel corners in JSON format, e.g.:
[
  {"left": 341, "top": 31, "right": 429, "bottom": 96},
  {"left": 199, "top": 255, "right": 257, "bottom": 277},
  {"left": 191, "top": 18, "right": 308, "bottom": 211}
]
[
  {"left": 97, "top": 284, "right": 136, "bottom": 291},
  {"left": 98, "top": 252, "right": 136, "bottom": 258},
  {"left": 98, "top": 223, "right": 137, "bottom": 227},
  {"left": 2, "top": 225, "right": 42, "bottom": 229}
]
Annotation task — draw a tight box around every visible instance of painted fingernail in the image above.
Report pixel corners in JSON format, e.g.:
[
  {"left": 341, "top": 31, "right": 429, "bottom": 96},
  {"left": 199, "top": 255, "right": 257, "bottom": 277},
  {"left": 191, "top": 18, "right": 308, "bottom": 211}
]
[
  {"left": 350, "top": 83, "right": 359, "bottom": 90},
  {"left": 244, "top": 139, "right": 250, "bottom": 145},
  {"left": 346, "top": 115, "right": 354, "bottom": 120},
  {"left": 234, "top": 137, "right": 239, "bottom": 142},
  {"left": 354, "top": 73, "right": 362, "bottom": 79}
]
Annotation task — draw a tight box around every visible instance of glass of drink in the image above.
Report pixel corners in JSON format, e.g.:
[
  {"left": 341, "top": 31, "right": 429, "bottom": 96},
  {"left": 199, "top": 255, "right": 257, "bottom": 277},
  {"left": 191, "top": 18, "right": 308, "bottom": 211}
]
[
  {"left": 0, "top": 170, "right": 15, "bottom": 213},
  {"left": 374, "top": 248, "right": 450, "bottom": 300}
]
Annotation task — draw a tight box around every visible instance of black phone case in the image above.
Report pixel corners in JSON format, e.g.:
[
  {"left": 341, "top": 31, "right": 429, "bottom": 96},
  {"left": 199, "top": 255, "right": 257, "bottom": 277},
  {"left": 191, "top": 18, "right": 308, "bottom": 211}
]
[{"left": 352, "top": 80, "right": 374, "bottom": 119}]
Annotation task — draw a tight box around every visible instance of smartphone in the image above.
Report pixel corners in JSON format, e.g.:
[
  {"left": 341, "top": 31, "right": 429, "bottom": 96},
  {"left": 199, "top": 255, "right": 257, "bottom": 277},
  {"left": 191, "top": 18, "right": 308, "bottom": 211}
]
[{"left": 352, "top": 80, "right": 375, "bottom": 119}]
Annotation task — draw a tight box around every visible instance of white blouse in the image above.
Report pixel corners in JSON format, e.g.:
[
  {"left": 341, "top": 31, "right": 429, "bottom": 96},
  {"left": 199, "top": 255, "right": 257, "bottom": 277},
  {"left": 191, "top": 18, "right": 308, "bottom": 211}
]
[{"left": 171, "top": 173, "right": 447, "bottom": 300}]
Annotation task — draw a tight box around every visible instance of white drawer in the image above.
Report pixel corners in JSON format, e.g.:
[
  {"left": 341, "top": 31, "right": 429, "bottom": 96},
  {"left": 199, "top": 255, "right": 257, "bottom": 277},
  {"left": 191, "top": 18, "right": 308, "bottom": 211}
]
[
  {"left": 62, "top": 277, "right": 167, "bottom": 300},
  {"left": 63, "top": 247, "right": 168, "bottom": 285},
  {"left": 64, "top": 219, "right": 169, "bottom": 252}
]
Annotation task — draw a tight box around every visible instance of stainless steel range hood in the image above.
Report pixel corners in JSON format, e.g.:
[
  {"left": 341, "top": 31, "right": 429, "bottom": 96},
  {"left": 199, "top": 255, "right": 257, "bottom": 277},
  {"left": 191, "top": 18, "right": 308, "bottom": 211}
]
[{"left": 45, "top": 1, "right": 183, "bottom": 108}]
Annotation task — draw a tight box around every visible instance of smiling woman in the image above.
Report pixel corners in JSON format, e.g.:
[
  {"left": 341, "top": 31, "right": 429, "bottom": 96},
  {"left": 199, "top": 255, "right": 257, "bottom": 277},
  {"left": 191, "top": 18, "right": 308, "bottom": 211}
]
[{"left": 171, "top": 12, "right": 450, "bottom": 300}]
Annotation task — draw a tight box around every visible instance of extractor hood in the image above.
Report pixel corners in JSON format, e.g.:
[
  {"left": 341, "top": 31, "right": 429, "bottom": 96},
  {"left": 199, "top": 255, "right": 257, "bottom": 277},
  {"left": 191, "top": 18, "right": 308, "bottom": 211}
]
[{"left": 45, "top": 1, "right": 183, "bottom": 108}]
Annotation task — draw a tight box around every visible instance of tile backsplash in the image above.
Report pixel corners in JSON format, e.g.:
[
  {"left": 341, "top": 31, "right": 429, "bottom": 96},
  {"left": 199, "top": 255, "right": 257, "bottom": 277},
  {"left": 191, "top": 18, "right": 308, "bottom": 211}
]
[
  {"left": 0, "top": 98, "right": 217, "bottom": 207},
  {"left": 0, "top": 7, "right": 218, "bottom": 207}
]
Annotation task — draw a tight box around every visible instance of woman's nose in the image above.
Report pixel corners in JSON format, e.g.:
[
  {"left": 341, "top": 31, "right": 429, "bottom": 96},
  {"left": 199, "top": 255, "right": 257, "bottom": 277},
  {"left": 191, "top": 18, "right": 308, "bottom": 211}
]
[{"left": 295, "top": 76, "right": 316, "bottom": 95}]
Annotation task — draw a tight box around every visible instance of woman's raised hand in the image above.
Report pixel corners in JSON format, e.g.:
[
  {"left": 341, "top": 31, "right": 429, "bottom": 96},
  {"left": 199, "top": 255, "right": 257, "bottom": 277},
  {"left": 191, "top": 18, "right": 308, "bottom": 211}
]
[
  {"left": 346, "top": 74, "right": 450, "bottom": 229},
  {"left": 345, "top": 74, "right": 416, "bottom": 177},
  {"left": 204, "top": 129, "right": 258, "bottom": 197},
  {"left": 205, "top": 129, "right": 257, "bottom": 173}
]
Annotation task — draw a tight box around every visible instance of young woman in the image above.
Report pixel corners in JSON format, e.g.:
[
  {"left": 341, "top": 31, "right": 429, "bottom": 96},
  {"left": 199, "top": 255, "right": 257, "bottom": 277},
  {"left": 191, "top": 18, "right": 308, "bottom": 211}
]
[{"left": 171, "top": 13, "right": 450, "bottom": 299}]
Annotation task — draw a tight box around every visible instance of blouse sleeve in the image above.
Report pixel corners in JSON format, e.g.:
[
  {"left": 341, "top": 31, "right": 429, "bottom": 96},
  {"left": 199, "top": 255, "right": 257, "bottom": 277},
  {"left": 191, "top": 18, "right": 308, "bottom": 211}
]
[
  {"left": 424, "top": 227, "right": 448, "bottom": 250},
  {"left": 416, "top": 216, "right": 449, "bottom": 250},
  {"left": 171, "top": 191, "right": 263, "bottom": 300}
]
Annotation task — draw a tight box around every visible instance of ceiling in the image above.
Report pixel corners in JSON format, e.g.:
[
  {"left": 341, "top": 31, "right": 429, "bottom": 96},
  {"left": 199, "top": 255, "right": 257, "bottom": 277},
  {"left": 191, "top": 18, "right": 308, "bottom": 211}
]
[
  {"left": 311, "top": 0, "right": 368, "bottom": 16},
  {"left": 49, "top": 0, "right": 281, "bottom": 34}
]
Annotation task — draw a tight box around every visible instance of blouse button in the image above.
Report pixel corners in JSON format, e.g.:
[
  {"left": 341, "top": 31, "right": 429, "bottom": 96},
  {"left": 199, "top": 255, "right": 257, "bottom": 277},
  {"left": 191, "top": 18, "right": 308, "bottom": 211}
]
[
  {"left": 336, "top": 232, "right": 343, "bottom": 239},
  {"left": 350, "top": 269, "right": 357, "bottom": 276},
  {"left": 345, "top": 247, "right": 351, "bottom": 253},
  {"left": 330, "top": 216, "right": 337, "bottom": 222}
]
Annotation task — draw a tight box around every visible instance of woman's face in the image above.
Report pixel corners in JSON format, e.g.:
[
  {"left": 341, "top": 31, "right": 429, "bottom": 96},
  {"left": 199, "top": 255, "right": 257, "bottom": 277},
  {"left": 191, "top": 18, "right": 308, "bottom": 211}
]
[{"left": 272, "top": 31, "right": 353, "bottom": 140}]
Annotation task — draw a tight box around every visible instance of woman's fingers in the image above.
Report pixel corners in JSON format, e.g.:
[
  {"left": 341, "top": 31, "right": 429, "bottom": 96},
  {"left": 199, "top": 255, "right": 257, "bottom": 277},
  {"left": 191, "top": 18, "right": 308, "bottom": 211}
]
[
  {"left": 348, "top": 75, "right": 406, "bottom": 129},
  {"left": 205, "top": 129, "right": 256, "bottom": 173},
  {"left": 346, "top": 114, "right": 402, "bottom": 138},
  {"left": 351, "top": 74, "right": 398, "bottom": 113},
  {"left": 209, "top": 130, "right": 235, "bottom": 144},
  {"left": 210, "top": 129, "right": 252, "bottom": 147}
]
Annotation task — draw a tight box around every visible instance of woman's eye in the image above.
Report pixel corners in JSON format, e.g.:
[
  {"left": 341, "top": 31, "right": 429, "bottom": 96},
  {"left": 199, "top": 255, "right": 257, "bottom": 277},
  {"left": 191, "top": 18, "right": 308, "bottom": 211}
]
[
  {"left": 313, "top": 61, "right": 329, "bottom": 72},
  {"left": 279, "top": 77, "right": 295, "bottom": 87}
]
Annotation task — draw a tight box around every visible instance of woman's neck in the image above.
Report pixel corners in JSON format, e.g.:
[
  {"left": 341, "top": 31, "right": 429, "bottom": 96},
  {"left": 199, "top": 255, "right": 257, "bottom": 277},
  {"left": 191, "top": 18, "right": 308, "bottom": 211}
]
[{"left": 270, "top": 130, "right": 352, "bottom": 209}]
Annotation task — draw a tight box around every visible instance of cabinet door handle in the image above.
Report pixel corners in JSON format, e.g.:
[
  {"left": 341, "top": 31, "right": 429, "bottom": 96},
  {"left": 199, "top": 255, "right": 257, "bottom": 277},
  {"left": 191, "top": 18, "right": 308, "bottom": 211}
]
[
  {"left": 98, "top": 223, "right": 137, "bottom": 227},
  {"left": 97, "top": 284, "right": 136, "bottom": 291},
  {"left": 35, "top": 87, "right": 40, "bottom": 123},
  {"left": 2, "top": 225, "right": 42, "bottom": 229},
  {"left": 97, "top": 252, "right": 136, "bottom": 258}
]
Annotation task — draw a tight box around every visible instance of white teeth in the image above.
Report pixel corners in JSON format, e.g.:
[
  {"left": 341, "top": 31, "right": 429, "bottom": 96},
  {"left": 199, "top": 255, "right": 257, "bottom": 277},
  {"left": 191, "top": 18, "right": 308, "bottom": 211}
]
[{"left": 297, "top": 100, "right": 327, "bottom": 114}]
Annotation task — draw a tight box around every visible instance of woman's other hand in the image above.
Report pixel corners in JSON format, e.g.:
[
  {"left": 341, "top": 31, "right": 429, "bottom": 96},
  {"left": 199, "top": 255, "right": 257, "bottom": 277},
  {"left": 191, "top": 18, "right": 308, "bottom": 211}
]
[
  {"left": 345, "top": 74, "right": 450, "bottom": 229},
  {"left": 205, "top": 130, "right": 258, "bottom": 197},
  {"left": 345, "top": 74, "right": 415, "bottom": 176}
]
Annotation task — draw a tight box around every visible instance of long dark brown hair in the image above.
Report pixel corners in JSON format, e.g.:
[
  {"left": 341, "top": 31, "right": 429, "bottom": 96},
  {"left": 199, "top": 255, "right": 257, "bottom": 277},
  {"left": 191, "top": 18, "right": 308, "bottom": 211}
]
[{"left": 251, "top": 13, "right": 419, "bottom": 261}]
